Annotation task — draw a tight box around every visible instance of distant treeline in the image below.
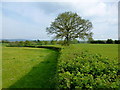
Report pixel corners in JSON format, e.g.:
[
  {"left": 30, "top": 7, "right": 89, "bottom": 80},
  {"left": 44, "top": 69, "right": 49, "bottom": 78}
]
[
  {"left": 1, "top": 40, "right": 57, "bottom": 47},
  {"left": 1, "top": 39, "right": 79, "bottom": 47},
  {"left": 89, "top": 39, "right": 120, "bottom": 44},
  {"left": 0, "top": 39, "right": 120, "bottom": 47}
]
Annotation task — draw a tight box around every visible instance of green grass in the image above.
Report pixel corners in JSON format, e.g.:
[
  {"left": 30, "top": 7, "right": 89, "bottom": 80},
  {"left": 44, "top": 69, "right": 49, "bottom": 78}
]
[
  {"left": 2, "top": 44, "right": 118, "bottom": 88},
  {"left": 0, "top": 46, "right": 2, "bottom": 89},
  {"left": 70, "top": 44, "right": 118, "bottom": 59},
  {"left": 2, "top": 47, "right": 59, "bottom": 88},
  {"left": 47, "top": 44, "right": 118, "bottom": 59},
  {"left": 56, "top": 44, "right": 118, "bottom": 66}
]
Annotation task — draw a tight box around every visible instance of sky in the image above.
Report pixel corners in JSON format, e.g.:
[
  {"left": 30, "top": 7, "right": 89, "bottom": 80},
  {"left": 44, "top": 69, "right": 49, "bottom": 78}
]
[{"left": 0, "top": 0, "right": 119, "bottom": 40}]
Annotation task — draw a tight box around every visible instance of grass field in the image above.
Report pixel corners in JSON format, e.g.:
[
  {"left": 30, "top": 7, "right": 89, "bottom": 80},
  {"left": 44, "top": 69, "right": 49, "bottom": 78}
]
[
  {"left": 70, "top": 44, "right": 118, "bottom": 59},
  {"left": 2, "top": 47, "right": 59, "bottom": 88},
  {"left": 0, "top": 45, "right": 2, "bottom": 89},
  {"left": 1, "top": 44, "right": 119, "bottom": 88},
  {"left": 47, "top": 44, "right": 118, "bottom": 59}
]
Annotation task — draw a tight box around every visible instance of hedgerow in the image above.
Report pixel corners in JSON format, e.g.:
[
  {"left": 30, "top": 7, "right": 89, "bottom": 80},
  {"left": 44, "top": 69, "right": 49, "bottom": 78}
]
[{"left": 56, "top": 46, "right": 120, "bottom": 89}]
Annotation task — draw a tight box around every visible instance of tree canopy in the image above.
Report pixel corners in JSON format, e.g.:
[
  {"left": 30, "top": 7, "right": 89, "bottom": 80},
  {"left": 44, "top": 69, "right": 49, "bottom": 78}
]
[{"left": 46, "top": 11, "right": 93, "bottom": 45}]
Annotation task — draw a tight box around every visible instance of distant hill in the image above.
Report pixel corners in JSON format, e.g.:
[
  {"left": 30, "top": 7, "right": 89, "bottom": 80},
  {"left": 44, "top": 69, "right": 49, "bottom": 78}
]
[
  {"left": 0, "top": 39, "right": 33, "bottom": 41},
  {"left": 0, "top": 39, "right": 52, "bottom": 42}
]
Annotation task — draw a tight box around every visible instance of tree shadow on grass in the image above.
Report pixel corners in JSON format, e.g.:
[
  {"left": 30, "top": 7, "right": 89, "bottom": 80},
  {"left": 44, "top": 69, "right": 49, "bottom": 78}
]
[{"left": 8, "top": 50, "right": 59, "bottom": 89}]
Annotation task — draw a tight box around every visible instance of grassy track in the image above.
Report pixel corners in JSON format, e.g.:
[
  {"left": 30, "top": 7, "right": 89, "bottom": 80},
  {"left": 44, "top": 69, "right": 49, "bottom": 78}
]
[{"left": 2, "top": 47, "right": 59, "bottom": 88}]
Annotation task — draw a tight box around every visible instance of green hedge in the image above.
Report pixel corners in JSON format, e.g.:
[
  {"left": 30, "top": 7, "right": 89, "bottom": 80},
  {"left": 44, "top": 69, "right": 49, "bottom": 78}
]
[{"left": 56, "top": 47, "right": 120, "bottom": 89}]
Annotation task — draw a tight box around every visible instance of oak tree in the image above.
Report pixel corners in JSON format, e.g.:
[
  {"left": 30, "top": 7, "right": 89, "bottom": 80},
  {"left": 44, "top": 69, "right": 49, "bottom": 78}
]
[{"left": 46, "top": 11, "right": 93, "bottom": 45}]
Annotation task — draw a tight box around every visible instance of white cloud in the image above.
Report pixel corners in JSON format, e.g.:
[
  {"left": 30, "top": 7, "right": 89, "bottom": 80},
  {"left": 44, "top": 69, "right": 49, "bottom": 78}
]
[
  {"left": 1, "top": 0, "right": 119, "bottom": 2},
  {"left": 68, "top": 1, "right": 118, "bottom": 40},
  {"left": 2, "top": 2, "right": 56, "bottom": 39},
  {"left": 2, "top": 3, "right": 54, "bottom": 25},
  {"left": 1, "top": 1, "right": 118, "bottom": 40},
  {"left": 2, "top": 14, "right": 50, "bottom": 40}
]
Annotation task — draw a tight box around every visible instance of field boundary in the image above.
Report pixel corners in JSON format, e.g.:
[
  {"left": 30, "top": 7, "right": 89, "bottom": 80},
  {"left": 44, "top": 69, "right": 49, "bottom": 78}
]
[{"left": 22, "top": 45, "right": 61, "bottom": 52}]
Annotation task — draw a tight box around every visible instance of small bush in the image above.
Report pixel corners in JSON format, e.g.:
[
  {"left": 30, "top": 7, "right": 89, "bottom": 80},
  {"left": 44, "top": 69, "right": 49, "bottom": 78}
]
[
  {"left": 106, "top": 39, "right": 113, "bottom": 44},
  {"left": 114, "top": 40, "right": 120, "bottom": 44}
]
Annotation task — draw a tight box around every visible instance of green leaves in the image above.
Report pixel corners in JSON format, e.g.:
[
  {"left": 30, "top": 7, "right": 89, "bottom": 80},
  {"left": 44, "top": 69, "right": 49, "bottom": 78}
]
[
  {"left": 46, "top": 11, "right": 93, "bottom": 45},
  {"left": 56, "top": 48, "right": 119, "bottom": 89}
]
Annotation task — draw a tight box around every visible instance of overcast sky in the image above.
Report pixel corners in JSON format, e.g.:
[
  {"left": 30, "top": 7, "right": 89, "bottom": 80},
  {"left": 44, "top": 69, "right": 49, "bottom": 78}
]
[{"left": 0, "top": 0, "right": 119, "bottom": 40}]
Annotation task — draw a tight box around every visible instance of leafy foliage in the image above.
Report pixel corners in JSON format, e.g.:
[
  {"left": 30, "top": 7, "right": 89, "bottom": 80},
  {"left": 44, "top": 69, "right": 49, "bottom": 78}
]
[
  {"left": 56, "top": 46, "right": 119, "bottom": 89},
  {"left": 114, "top": 40, "right": 120, "bottom": 44},
  {"left": 46, "top": 11, "right": 93, "bottom": 45},
  {"left": 90, "top": 40, "right": 106, "bottom": 44},
  {"left": 90, "top": 39, "right": 120, "bottom": 44},
  {"left": 106, "top": 39, "right": 114, "bottom": 44}
]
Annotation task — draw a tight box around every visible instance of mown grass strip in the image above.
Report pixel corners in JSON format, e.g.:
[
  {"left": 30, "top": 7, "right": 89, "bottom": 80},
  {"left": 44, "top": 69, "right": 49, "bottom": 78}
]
[{"left": 2, "top": 47, "right": 60, "bottom": 88}]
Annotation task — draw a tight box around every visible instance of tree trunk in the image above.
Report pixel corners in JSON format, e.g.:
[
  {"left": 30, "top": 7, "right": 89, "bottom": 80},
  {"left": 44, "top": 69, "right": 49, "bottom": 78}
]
[{"left": 65, "top": 34, "right": 70, "bottom": 46}]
